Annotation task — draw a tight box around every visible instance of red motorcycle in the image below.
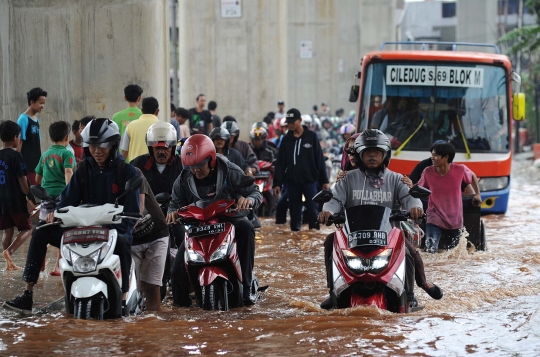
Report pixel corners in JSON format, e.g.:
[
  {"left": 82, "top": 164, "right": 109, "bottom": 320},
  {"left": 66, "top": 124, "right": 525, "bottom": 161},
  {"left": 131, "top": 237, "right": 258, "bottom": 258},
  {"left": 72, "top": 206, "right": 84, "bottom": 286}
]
[
  {"left": 254, "top": 160, "right": 274, "bottom": 217},
  {"left": 313, "top": 185, "right": 430, "bottom": 313},
  {"left": 177, "top": 196, "right": 259, "bottom": 311}
]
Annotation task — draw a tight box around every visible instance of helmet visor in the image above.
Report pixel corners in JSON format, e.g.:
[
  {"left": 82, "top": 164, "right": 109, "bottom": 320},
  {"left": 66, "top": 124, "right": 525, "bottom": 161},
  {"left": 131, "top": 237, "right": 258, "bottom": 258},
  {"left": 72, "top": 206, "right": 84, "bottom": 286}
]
[
  {"left": 151, "top": 141, "right": 174, "bottom": 149},
  {"left": 184, "top": 158, "right": 210, "bottom": 170},
  {"left": 85, "top": 142, "right": 116, "bottom": 149}
]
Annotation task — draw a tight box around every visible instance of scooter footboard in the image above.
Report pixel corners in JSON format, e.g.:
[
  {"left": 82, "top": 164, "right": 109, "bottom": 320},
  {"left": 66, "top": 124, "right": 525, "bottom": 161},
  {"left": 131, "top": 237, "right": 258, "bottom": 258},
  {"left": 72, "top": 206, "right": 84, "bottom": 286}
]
[
  {"left": 71, "top": 277, "right": 108, "bottom": 299},
  {"left": 198, "top": 266, "right": 229, "bottom": 287}
]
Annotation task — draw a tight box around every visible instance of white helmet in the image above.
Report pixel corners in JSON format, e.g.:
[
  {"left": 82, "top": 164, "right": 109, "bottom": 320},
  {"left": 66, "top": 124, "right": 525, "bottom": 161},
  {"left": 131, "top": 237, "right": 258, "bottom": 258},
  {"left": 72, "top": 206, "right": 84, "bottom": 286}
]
[
  {"left": 146, "top": 121, "right": 178, "bottom": 156},
  {"left": 301, "top": 114, "right": 312, "bottom": 126}
]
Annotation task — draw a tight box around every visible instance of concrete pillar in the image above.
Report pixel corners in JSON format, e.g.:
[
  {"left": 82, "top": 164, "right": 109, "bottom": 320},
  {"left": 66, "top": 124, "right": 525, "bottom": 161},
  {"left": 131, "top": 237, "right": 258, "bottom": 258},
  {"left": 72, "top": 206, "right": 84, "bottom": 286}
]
[
  {"left": 178, "top": 0, "right": 395, "bottom": 139},
  {"left": 457, "top": 0, "right": 498, "bottom": 45},
  {"left": 0, "top": 0, "right": 169, "bottom": 150},
  {"left": 179, "top": 0, "right": 287, "bottom": 138}
]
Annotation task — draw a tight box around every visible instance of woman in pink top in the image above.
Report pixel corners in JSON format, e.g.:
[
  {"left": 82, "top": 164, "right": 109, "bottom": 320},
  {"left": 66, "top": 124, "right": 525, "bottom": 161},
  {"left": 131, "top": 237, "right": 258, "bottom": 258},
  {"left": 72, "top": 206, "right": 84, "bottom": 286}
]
[{"left": 417, "top": 142, "right": 481, "bottom": 253}]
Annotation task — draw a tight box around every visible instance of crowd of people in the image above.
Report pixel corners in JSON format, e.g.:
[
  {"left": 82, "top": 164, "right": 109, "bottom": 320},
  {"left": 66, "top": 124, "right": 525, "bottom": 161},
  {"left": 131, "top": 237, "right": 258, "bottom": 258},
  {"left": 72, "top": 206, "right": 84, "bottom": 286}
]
[{"left": 0, "top": 85, "right": 480, "bottom": 315}]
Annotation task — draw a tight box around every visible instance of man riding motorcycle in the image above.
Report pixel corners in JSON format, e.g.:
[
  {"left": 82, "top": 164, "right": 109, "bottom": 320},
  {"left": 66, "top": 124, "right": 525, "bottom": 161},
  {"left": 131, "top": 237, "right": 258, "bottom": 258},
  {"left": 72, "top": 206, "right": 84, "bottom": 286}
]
[
  {"left": 165, "top": 134, "right": 262, "bottom": 307},
  {"left": 249, "top": 126, "right": 277, "bottom": 163},
  {"left": 130, "top": 122, "right": 185, "bottom": 248},
  {"left": 3, "top": 118, "right": 139, "bottom": 315},
  {"left": 318, "top": 129, "right": 443, "bottom": 309}
]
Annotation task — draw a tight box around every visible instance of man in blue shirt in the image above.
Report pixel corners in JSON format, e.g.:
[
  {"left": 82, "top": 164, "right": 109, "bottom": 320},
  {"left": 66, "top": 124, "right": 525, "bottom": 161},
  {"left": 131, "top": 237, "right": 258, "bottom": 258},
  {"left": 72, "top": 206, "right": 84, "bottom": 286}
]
[{"left": 17, "top": 87, "right": 47, "bottom": 185}]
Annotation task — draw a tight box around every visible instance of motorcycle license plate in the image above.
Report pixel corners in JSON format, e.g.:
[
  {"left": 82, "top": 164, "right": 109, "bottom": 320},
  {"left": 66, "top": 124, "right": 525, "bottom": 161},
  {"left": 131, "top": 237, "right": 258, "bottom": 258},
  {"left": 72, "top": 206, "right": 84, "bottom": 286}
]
[
  {"left": 188, "top": 223, "right": 226, "bottom": 238},
  {"left": 348, "top": 230, "right": 388, "bottom": 247},
  {"left": 255, "top": 171, "right": 271, "bottom": 178},
  {"left": 63, "top": 227, "right": 109, "bottom": 244}
]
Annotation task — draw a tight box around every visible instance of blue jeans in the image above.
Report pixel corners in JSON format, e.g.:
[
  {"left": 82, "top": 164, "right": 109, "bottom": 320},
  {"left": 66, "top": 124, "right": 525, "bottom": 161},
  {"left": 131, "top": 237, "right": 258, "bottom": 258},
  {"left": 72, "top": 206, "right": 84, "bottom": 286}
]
[{"left": 425, "top": 223, "right": 462, "bottom": 253}]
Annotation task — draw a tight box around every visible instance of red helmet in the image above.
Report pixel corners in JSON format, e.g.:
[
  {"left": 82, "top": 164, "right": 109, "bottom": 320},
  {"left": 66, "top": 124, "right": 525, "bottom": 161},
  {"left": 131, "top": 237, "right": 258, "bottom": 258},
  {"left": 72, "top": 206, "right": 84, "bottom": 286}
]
[{"left": 181, "top": 134, "right": 217, "bottom": 169}]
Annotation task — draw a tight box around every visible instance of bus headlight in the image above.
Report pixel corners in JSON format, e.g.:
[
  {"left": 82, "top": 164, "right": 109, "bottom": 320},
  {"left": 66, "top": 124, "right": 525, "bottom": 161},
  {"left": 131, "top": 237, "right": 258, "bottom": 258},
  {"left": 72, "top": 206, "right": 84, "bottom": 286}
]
[{"left": 478, "top": 177, "right": 509, "bottom": 192}]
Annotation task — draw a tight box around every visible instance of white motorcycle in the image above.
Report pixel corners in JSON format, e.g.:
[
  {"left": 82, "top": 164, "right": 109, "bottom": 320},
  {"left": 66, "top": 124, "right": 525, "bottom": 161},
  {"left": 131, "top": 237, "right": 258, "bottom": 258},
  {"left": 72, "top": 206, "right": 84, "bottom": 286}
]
[{"left": 31, "top": 176, "right": 143, "bottom": 320}]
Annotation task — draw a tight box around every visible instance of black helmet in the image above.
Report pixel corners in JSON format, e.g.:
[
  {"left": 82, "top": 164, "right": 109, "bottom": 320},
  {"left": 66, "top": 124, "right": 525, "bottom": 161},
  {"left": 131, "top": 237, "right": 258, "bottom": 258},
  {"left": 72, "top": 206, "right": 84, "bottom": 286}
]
[
  {"left": 223, "top": 121, "right": 240, "bottom": 143},
  {"left": 209, "top": 127, "right": 231, "bottom": 142},
  {"left": 354, "top": 129, "right": 391, "bottom": 170},
  {"left": 81, "top": 118, "right": 121, "bottom": 162}
]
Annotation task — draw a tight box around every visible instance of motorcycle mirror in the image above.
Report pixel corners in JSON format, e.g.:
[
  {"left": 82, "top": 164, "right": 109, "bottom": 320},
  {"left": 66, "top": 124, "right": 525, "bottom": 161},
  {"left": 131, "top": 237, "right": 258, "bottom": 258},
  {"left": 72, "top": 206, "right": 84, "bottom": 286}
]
[
  {"left": 30, "top": 185, "right": 51, "bottom": 201},
  {"left": 114, "top": 176, "right": 144, "bottom": 208},
  {"left": 238, "top": 176, "right": 255, "bottom": 188},
  {"left": 155, "top": 192, "right": 171, "bottom": 204},
  {"left": 409, "top": 185, "right": 431, "bottom": 199},
  {"left": 312, "top": 190, "right": 333, "bottom": 204},
  {"left": 125, "top": 176, "right": 143, "bottom": 192}
]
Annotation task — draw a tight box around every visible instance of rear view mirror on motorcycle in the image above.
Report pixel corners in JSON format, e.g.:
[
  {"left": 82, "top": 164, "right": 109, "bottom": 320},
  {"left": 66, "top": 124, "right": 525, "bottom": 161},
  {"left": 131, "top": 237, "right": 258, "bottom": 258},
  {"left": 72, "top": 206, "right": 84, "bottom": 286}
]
[
  {"left": 155, "top": 192, "right": 171, "bottom": 205},
  {"left": 408, "top": 185, "right": 431, "bottom": 199},
  {"left": 312, "top": 190, "right": 334, "bottom": 204},
  {"left": 238, "top": 176, "right": 255, "bottom": 188},
  {"left": 125, "top": 175, "right": 143, "bottom": 192},
  {"left": 114, "top": 176, "right": 144, "bottom": 208},
  {"left": 30, "top": 185, "right": 52, "bottom": 201}
]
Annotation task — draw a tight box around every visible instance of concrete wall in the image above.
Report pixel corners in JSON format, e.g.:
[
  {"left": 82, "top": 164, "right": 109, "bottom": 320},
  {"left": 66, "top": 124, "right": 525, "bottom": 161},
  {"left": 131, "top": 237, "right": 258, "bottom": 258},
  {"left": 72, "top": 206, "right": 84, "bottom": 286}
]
[
  {"left": 456, "top": 0, "right": 498, "bottom": 45},
  {"left": 178, "top": 0, "right": 395, "bottom": 139},
  {"left": 0, "top": 0, "right": 169, "bottom": 150}
]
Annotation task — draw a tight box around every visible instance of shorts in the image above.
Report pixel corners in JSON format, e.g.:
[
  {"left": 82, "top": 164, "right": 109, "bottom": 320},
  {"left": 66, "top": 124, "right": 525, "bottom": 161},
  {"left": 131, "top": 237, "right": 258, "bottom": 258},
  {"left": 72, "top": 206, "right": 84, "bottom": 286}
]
[
  {"left": 0, "top": 212, "right": 32, "bottom": 231},
  {"left": 131, "top": 236, "right": 168, "bottom": 287}
]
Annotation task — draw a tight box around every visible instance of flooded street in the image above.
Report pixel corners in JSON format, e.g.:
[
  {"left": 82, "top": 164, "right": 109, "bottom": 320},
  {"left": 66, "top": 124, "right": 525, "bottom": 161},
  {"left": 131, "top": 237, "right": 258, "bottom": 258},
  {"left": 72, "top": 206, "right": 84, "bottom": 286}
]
[{"left": 1, "top": 155, "right": 540, "bottom": 356}]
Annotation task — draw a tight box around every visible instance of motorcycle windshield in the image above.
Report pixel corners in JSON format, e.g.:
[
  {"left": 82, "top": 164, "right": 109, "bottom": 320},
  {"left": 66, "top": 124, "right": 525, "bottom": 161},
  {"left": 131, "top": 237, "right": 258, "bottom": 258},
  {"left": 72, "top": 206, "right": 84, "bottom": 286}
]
[
  {"left": 344, "top": 205, "right": 393, "bottom": 235},
  {"left": 192, "top": 198, "right": 217, "bottom": 209}
]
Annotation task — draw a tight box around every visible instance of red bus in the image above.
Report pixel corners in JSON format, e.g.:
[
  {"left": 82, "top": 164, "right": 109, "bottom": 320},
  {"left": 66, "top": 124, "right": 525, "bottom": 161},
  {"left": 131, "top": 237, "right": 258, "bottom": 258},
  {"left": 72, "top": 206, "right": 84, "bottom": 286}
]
[{"left": 351, "top": 42, "right": 526, "bottom": 214}]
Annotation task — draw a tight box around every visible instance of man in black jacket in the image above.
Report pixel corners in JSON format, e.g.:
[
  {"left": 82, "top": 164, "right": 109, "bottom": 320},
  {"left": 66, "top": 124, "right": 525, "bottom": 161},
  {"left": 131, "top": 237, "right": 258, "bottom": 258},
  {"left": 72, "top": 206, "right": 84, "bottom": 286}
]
[
  {"left": 166, "top": 134, "right": 262, "bottom": 307},
  {"left": 273, "top": 108, "right": 329, "bottom": 231}
]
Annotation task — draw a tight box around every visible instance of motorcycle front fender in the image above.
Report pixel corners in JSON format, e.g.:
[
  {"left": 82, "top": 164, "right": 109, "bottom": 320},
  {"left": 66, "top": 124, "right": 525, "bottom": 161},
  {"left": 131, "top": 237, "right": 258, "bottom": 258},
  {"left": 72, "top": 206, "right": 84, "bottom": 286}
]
[
  {"left": 198, "top": 266, "right": 229, "bottom": 287},
  {"left": 71, "top": 277, "right": 108, "bottom": 299}
]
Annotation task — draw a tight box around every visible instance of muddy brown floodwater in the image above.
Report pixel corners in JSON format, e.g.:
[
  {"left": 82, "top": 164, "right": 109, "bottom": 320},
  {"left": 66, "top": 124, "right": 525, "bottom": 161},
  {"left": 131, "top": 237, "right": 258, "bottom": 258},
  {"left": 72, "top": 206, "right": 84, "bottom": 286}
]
[{"left": 1, "top": 156, "right": 540, "bottom": 356}]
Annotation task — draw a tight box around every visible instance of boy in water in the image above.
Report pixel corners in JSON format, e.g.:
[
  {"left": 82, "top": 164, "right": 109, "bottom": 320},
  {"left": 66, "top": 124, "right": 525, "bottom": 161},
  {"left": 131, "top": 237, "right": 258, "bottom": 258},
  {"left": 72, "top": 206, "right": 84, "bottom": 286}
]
[
  {"left": 417, "top": 141, "right": 481, "bottom": 253},
  {"left": 0, "top": 121, "right": 36, "bottom": 270},
  {"left": 35, "top": 121, "right": 75, "bottom": 274}
]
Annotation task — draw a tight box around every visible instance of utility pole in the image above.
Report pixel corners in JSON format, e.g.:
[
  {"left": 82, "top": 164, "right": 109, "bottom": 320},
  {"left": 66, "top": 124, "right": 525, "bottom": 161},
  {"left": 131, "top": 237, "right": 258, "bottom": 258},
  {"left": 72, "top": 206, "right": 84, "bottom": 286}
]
[
  {"left": 515, "top": 0, "right": 523, "bottom": 153},
  {"left": 170, "top": 0, "right": 179, "bottom": 107}
]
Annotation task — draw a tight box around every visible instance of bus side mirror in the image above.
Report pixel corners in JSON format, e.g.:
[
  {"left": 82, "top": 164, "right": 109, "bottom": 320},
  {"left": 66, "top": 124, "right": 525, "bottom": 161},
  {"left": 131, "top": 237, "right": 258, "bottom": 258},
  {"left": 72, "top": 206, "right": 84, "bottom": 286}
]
[
  {"left": 513, "top": 93, "right": 525, "bottom": 121},
  {"left": 349, "top": 85, "right": 359, "bottom": 103}
]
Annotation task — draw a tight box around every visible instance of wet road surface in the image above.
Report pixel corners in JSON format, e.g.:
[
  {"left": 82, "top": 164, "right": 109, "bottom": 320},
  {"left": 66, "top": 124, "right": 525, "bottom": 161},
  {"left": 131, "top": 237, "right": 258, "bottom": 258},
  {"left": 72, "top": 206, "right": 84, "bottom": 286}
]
[{"left": 1, "top": 156, "right": 540, "bottom": 356}]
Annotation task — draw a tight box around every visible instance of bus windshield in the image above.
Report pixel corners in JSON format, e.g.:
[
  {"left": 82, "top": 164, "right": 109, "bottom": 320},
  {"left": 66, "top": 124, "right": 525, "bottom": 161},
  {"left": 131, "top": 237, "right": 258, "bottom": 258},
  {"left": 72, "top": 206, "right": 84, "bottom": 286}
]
[{"left": 359, "top": 62, "right": 509, "bottom": 153}]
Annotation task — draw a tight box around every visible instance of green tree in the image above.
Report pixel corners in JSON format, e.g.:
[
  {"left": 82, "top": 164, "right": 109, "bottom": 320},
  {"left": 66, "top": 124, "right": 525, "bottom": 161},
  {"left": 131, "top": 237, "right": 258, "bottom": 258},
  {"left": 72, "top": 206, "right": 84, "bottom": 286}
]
[{"left": 498, "top": 0, "right": 540, "bottom": 143}]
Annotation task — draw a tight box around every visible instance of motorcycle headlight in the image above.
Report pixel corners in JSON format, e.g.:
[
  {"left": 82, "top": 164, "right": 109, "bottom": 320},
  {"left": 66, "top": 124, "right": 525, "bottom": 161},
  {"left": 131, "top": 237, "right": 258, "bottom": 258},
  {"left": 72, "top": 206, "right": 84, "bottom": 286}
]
[
  {"left": 210, "top": 241, "right": 229, "bottom": 262},
  {"left": 98, "top": 241, "right": 112, "bottom": 264},
  {"left": 73, "top": 249, "right": 100, "bottom": 273},
  {"left": 478, "top": 176, "right": 509, "bottom": 192},
  {"left": 342, "top": 248, "right": 392, "bottom": 274},
  {"left": 186, "top": 239, "right": 204, "bottom": 263},
  {"left": 62, "top": 245, "right": 72, "bottom": 264}
]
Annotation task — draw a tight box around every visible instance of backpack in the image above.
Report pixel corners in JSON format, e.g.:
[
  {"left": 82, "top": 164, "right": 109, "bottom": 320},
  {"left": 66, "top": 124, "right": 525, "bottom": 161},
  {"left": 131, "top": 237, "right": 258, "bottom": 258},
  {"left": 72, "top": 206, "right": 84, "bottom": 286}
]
[{"left": 77, "top": 159, "right": 129, "bottom": 204}]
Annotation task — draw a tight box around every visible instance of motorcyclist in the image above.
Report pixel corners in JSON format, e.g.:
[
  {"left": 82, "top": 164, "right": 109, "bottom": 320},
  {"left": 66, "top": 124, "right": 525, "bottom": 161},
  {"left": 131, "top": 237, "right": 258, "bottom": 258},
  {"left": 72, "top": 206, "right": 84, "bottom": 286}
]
[
  {"left": 209, "top": 127, "right": 247, "bottom": 171},
  {"left": 249, "top": 126, "right": 277, "bottom": 163},
  {"left": 318, "top": 129, "right": 443, "bottom": 309},
  {"left": 3, "top": 118, "right": 139, "bottom": 315},
  {"left": 130, "top": 122, "right": 186, "bottom": 247},
  {"left": 222, "top": 118, "right": 258, "bottom": 176},
  {"left": 165, "top": 134, "right": 262, "bottom": 307}
]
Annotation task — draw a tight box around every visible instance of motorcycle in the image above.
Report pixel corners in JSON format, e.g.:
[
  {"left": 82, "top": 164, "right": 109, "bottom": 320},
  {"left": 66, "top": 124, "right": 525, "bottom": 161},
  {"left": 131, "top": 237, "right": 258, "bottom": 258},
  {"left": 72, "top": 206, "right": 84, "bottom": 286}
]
[
  {"left": 30, "top": 176, "right": 143, "bottom": 320},
  {"left": 175, "top": 177, "right": 260, "bottom": 310},
  {"left": 254, "top": 160, "right": 274, "bottom": 217},
  {"left": 313, "top": 185, "right": 431, "bottom": 312}
]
